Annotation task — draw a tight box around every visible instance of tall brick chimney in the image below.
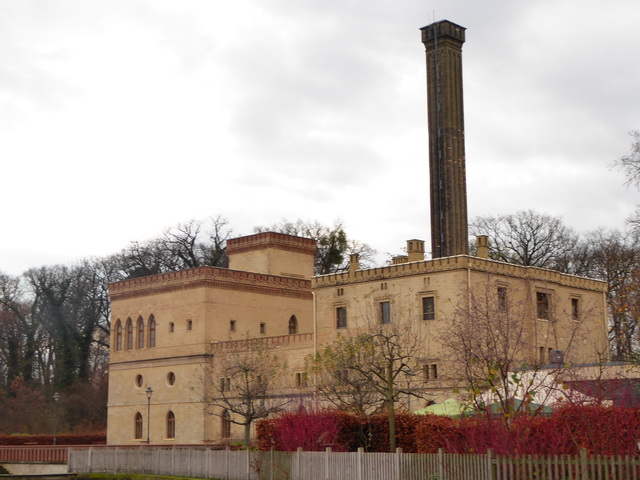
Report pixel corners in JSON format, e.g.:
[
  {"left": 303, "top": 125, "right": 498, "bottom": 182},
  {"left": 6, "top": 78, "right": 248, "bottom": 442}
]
[{"left": 421, "top": 20, "right": 469, "bottom": 258}]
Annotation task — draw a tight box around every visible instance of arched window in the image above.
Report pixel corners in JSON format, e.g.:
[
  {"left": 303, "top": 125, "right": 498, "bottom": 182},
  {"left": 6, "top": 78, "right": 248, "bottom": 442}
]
[
  {"left": 221, "top": 409, "right": 231, "bottom": 438},
  {"left": 288, "top": 315, "right": 298, "bottom": 335},
  {"left": 148, "top": 315, "right": 156, "bottom": 348},
  {"left": 166, "top": 411, "right": 176, "bottom": 439},
  {"left": 115, "top": 319, "right": 122, "bottom": 351},
  {"left": 126, "top": 318, "right": 133, "bottom": 350},
  {"left": 134, "top": 412, "right": 143, "bottom": 439},
  {"left": 137, "top": 316, "right": 145, "bottom": 349}
]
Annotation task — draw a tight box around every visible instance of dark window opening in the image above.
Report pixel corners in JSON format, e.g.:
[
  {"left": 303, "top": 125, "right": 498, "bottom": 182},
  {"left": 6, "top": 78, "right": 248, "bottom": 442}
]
[
  {"left": 422, "top": 297, "right": 435, "bottom": 321},
  {"left": 336, "top": 307, "right": 347, "bottom": 329}
]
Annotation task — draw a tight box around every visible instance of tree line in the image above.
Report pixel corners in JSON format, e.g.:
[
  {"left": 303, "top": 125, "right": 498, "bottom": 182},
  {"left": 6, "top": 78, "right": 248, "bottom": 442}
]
[
  {"left": 1, "top": 129, "right": 640, "bottom": 435},
  {"left": 0, "top": 216, "right": 372, "bottom": 434}
]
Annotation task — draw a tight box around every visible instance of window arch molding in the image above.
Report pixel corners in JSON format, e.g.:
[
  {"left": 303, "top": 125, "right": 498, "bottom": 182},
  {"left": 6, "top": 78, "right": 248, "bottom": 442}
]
[
  {"left": 288, "top": 315, "right": 298, "bottom": 335},
  {"left": 134, "top": 412, "right": 143, "bottom": 440},
  {"left": 221, "top": 409, "right": 231, "bottom": 438},
  {"left": 166, "top": 410, "right": 176, "bottom": 439},
  {"left": 148, "top": 315, "right": 156, "bottom": 348},
  {"left": 126, "top": 318, "right": 133, "bottom": 350},
  {"left": 115, "top": 319, "right": 123, "bottom": 351},
  {"left": 137, "top": 316, "right": 145, "bottom": 349}
]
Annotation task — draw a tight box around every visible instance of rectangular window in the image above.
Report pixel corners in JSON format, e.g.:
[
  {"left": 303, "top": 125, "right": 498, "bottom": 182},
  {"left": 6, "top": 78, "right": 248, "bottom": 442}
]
[
  {"left": 230, "top": 319, "right": 236, "bottom": 331},
  {"left": 337, "top": 288, "right": 344, "bottom": 296},
  {"left": 336, "top": 307, "right": 347, "bottom": 329},
  {"left": 260, "top": 322, "right": 266, "bottom": 334},
  {"left": 380, "top": 301, "right": 391, "bottom": 324},
  {"left": 220, "top": 377, "right": 231, "bottom": 392},
  {"left": 537, "top": 292, "right": 550, "bottom": 320},
  {"left": 295, "top": 372, "right": 308, "bottom": 387},
  {"left": 571, "top": 298, "right": 580, "bottom": 321},
  {"left": 169, "top": 322, "right": 175, "bottom": 333},
  {"left": 497, "top": 286, "right": 508, "bottom": 312},
  {"left": 423, "top": 364, "right": 438, "bottom": 381},
  {"left": 187, "top": 319, "right": 193, "bottom": 331},
  {"left": 539, "top": 346, "right": 545, "bottom": 364},
  {"left": 422, "top": 296, "right": 435, "bottom": 321}
]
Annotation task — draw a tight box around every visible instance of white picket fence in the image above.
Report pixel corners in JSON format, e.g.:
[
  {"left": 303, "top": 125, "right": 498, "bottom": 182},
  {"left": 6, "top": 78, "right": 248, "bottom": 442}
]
[{"left": 67, "top": 445, "right": 640, "bottom": 480}]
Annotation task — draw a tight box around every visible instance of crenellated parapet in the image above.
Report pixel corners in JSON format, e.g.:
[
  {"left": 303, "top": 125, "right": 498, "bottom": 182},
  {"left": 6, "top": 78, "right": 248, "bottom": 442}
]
[
  {"left": 110, "top": 266, "right": 312, "bottom": 301},
  {"left": 312, "top": 255, "right": 607, "bottom": 292}
]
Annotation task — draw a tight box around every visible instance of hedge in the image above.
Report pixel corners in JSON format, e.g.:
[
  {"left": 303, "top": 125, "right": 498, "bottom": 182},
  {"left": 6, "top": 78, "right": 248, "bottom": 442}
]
[
  {"left": 256, "top": 405, "right": 640, "bottom": 455},
  {"left": 0, "top": 433, "right": 106, "bottom": 445}
]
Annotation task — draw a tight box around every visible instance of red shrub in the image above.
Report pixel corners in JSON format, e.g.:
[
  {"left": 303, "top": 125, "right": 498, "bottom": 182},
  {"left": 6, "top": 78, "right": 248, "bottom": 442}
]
[
  {"left": 256, "top": 411, "right": 349, "bottom": 451},
  {"left": 414, "top": 415, "right": 457, "bottom": 453}
]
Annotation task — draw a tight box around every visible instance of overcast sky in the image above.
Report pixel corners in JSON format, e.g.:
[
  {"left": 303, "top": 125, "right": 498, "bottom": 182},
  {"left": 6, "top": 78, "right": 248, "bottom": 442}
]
[{"left": 1, "top": 0, "right": 639, "bottom": 276}]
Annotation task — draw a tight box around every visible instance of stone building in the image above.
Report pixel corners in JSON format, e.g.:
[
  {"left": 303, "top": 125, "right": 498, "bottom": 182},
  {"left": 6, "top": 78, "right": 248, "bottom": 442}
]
[{"left": 105, "top": 19, "right": 610, "bottom": 444}]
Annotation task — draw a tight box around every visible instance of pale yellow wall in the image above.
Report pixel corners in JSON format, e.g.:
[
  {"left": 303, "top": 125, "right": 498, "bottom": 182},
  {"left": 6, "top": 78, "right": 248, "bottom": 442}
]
[
  {"left": 312, "top": 255, "right": 608, "bottom": 404},
  {"left": 229, "top": 248, "right": 315, "bottom": 279},
  {"left": 107, "top": 266, "right": 314, "bottom": 445},
  {"left": 107, "top": 359, "right": 209, "bottom": 444},
  {"left": 227, "top": 232, "right": 316, "bottom": 279}
]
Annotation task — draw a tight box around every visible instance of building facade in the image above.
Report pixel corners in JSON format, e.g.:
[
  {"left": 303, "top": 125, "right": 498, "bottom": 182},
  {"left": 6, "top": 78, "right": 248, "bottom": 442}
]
[{"left": 106, "top": 234, "right": 608, "bottom": 444}]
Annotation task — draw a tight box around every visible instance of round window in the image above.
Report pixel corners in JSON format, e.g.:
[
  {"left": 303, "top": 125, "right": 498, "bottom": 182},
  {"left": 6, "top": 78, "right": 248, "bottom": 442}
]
[
  {"left": 135, "top": 374, "right": 143, "bottom": 388},
  {"left": 167, "top": 371, "right": 176, "bottom": 386}
]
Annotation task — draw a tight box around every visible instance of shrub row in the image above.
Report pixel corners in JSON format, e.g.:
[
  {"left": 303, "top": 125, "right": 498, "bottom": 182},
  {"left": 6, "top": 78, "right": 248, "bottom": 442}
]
[
  {"left": 256, "top": 405, "right": 640, "bottom": 455},
  {"left": 0, "top": 433, "right": 106, "bottom": 445}
]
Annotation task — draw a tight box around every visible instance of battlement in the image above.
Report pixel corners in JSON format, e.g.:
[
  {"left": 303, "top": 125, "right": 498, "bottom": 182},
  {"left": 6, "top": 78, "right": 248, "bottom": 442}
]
[
  {"left": 312, "top": 255, "right": 607, "bottom": 292},
  {"left": 110, "top": 266, "right": 312, "bottom": 301}
]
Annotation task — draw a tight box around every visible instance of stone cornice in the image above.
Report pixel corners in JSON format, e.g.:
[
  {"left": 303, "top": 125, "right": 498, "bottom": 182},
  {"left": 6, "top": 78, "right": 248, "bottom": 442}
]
[
  {"left": 312, "top": 255, "right": 607, "bottom": 292},
  {"left": 110, "top": 266, "right": 312, "bottom": 301}
]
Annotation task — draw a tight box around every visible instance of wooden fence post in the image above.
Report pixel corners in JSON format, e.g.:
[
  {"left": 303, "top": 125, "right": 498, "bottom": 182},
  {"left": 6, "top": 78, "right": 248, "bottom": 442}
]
[
  {"left": 395, "top": 447, "right": 403, "bottom": 480},
  {"left": 205, "top": 447, "right": 210, "bottom": 479},
  {"left": 325, "top": 447, "right": 331, "bottom": 480},
  {"left": 246, "top": 447, "right": 251, "bottom": 480},
  {"left": 225, "top": 446, "right": 230, "bottom": 480},
  {"left": 486, "top": 449, "right": 494, "bottom": 480},
  {"left": 270, "top": 447, "right": 274, "bottom": 480},
  {"left": 580, "top": 448, "right": 588, "bottom": 480},
  {"left": 357, "top": 447, "right": 363, "bottom": 480},
  {"left": 296, "top": 447, "right": 302, "bottom": 480}
]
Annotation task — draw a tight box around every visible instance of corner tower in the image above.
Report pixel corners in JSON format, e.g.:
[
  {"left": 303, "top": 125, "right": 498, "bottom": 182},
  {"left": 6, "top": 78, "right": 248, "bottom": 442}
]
[{"left": 421, "top": 20, "right": 469, "bottom": 258}]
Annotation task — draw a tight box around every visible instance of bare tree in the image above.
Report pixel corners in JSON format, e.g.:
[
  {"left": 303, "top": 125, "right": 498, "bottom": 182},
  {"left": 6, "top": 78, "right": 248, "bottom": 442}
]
[
  {"left": 0, "top": 272, "right": 39, "bottom": 384},
  {"left": 440, "top": 275, "right": 594, "bottom": 422},
  {"left": 309, "top": 317, "right": 426, "bottom": 452},
  {"left": 581, "top": 229, "right": 640, "bottom": 360},
  {"left": 207, "top": 339, "right": 291, "bottom": 444},
  {"left": 120, "top": 215, "right": 232, "bottom": 278},
  {"left": 470, "top": 210, "right": 579, "bottom": 271},
  {"left": 307, "top": 336, "right": 385, "bottom": 416},
  {"left": 613, "top": 130, "right": 640, "bottom": 189}
]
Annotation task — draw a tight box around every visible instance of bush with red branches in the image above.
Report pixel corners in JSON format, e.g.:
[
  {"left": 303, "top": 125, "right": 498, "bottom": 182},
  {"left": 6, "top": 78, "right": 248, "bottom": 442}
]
[
  {"left": 257, "top": 405, "right": 640, "bottom": 455},
  {"left": 256, "top": 411, "right": 349, "bottom": 451}
]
